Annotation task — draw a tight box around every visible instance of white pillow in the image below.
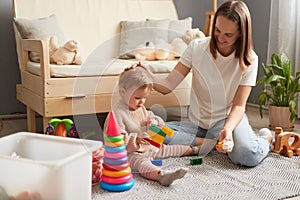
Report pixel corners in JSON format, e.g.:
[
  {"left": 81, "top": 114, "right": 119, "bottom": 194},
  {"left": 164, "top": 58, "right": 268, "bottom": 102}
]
[
  {"left": 168, "top": 17, "right": 192, "bottom": 42},
  {"left": 119, "top": 19, "right": 169, "bottom": 59},
  {"left": 14, "top": 14, "right": 66, "bottom": 62}
]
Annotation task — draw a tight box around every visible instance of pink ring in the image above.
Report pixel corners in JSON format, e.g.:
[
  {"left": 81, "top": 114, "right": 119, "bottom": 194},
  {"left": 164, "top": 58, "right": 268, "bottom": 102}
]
[
  {"left": 101, "top": 174, "right": 133, "bottom": 185},
  {"left": 104, "top": 150, "right": 127, "bottom": 159}
]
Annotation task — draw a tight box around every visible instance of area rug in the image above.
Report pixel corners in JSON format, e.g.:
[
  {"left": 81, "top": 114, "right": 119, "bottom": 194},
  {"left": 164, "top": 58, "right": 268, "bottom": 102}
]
[{"left": 92, "top": 151, "right": 300, "bottom": 200}]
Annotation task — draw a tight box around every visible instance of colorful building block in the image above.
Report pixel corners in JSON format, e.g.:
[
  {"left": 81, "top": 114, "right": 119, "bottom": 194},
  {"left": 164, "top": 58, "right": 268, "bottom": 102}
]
[
  {"left": 151, "top": 159, "right": 163, "bottom": 166},
  {"left": 190, "top": 157, "right": 203, "bottom": 165},
  {"left": 217, "top": 141, "right": 234, "bottom": 150},
  {"left": 145, "top": 124, "right": 174, "bottom": 152}
]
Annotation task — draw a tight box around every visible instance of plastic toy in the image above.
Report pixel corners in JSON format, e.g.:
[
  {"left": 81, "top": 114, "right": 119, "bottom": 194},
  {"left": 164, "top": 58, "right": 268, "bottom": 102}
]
[
  {"left": 101, "top": 174, "right": 133, "bottom": 184},
  {"left": 105, "top": 135, "right": 124, "bottom": 142},
  {"left": 104, "top": 150, "right": 128, "bottom": 159},
  {"left": 100, "top": 179, "right": 135, "bottom": 192},
  {"left": 104, "top": 140, "right": 125, "bottom": 147},
  {"left": 217, "top": 141, "right": 234, "bottom": 150},
  {"left": 92, "top": 147, "right": 104, "bottom": 185},
  {"left": 105, "top": 145, "right": 126, "bottom": 152},
  {"left": 190, "top": 157, "right": 203, "bottom": 165},
  {"left": 151, "top": 159, "right": 163, "bottom": 166},
  {"left": 45, "top": 118, "right": 78, "bottom": 138},
  {"left": 102, "top": 162, "right": 130, "bottom": 171},
  {"left": 103, "top": 157, "right": 128, "bottom": 165},
  {"left": 100, "top": 111, "right": 134, "bottom": 192},
  {"left": 272, "top": 127, "right": 300, "bottom": 158},
  {"left": 145, "top": 124, "right": 174, "bottom": 152},
  {"left": 102, "top": 166, "right": 132, "bottom": 177}
]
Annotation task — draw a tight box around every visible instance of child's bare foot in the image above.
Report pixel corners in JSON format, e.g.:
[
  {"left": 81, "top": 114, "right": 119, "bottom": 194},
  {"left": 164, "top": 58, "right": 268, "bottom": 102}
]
[{"left": 158, "top": 167, "right": 188, "bottom": 186}]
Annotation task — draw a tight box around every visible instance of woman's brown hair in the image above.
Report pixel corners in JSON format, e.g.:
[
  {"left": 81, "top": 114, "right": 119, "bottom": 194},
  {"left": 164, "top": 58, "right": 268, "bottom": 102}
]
[{"left": 210, "top": 0, "right": 253, "bottom": 71}]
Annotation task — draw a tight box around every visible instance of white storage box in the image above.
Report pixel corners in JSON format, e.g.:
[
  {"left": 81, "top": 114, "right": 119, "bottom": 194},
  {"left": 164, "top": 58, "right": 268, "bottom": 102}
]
[{"left": 0, "top": 132, "right": 102, "bottom": 200}]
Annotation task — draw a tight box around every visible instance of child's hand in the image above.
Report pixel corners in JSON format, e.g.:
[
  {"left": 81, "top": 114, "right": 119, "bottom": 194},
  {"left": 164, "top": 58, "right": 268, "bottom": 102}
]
[
  {"left": 137, "top": 137, "right": 150, "bottom": 145},
  {"left": 148, "top": 116, "right": 165, "bottom": 127}
]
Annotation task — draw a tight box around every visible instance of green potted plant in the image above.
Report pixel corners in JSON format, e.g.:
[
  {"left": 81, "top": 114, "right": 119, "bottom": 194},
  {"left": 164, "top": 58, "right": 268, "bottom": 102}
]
[{"left": 257, "top": 52, "right": 300, "bottom": 131}]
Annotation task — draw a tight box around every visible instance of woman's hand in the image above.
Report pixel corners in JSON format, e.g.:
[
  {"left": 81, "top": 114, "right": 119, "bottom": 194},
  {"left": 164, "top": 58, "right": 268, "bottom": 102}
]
[{"left": 216, "top": 128, "right": 234, "bottom": 153}]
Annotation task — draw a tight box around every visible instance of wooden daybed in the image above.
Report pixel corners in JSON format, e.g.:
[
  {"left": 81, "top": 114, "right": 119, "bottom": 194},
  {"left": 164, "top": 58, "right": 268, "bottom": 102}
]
[{"left": 12, "top": 0, "right": 193, "bottom": 132}]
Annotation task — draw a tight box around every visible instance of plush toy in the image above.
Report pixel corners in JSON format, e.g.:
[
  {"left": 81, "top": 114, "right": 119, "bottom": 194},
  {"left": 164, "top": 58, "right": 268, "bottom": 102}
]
[
  {"left": 133, "top": 38, "right": 187, "bottom": 61},
  {"left": 49, "top": 36, "right": 83, "bottom": 65},
  {"left": 182, "top": 28, "right": 205, "bottom": 45},
  {"left": 133, "top": 28, "right": 205, "bottom": 61},
  {"left": 134, "top": 41, "right": 156, "bottom": 61}
]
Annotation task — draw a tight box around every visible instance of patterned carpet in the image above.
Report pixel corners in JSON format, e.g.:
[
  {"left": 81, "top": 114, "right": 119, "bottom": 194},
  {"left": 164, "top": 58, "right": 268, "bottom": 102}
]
[{"left": 92, "top": 151, "right": 300, "bottom": 200}]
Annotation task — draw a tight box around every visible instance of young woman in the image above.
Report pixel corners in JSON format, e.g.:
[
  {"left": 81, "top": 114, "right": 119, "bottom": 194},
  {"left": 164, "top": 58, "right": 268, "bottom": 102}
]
[{"left": 150, "top": 0, "right": 272, "bottom": 167}]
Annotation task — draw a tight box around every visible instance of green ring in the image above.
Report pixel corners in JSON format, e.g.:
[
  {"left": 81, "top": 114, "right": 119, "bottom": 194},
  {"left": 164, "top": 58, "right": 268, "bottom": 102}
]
[{"left": 105, "top": 135, "right": 124, "bottom": 142}]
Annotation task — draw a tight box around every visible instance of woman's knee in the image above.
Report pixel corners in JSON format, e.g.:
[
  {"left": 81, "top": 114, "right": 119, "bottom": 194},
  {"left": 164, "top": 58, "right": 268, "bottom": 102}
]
[{"left": 228, "top": 145, "right": 261, "bottom": 167}]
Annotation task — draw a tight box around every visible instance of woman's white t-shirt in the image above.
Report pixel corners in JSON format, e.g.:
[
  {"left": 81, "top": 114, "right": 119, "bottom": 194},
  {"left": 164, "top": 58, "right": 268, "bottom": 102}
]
[{"left": 179, "top": 37, "right": 258, "bottom": 129}]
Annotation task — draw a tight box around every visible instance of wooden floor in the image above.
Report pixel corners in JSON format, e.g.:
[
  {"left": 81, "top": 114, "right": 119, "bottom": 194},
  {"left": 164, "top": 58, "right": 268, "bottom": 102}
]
[{"left": 1, "top": 104, "right": 300, "bottom": 138}]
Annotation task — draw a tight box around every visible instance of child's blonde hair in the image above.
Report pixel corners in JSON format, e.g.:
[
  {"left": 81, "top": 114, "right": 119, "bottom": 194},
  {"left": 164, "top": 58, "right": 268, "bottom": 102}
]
[{"left": 119, "top": 65, "right": 153, "bottom": 92}]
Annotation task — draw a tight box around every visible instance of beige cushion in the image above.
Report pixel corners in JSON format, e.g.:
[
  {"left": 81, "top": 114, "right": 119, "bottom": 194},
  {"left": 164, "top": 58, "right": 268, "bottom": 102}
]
[
  {"left": 14, "top": 14, "right": 66, "bottom": 62},
  {"left": 119, "top": 19, "right": 169, "bottom": 59}
]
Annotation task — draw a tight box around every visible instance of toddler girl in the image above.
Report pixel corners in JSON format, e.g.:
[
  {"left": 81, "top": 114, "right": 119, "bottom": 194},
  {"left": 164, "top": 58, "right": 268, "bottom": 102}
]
[{"left": 105, "top": 64, "right": 200, "bottom": 186}]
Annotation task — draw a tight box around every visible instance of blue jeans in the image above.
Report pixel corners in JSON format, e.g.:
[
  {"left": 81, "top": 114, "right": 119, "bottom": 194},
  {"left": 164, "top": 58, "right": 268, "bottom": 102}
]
[{"left": 165, "top": 114, "right": 271, "bottom": 167}]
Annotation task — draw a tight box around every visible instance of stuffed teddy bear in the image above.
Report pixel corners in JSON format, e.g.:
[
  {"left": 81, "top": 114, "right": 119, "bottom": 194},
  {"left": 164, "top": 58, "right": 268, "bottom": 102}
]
[
  {"left": 49, "top": 36, "right": 83, "bottom": 65},
  {"left": 134, "top": 41, "right": 156, "bottom": 61},
  {"left": 133, "top": 38, "right": 186, "bottom": 61},
  {"left": 182, "top": 28, "right": 205, "bottom": 44},
  {"left": 133, "top": 28, "right": 205, "bottom": 61}
]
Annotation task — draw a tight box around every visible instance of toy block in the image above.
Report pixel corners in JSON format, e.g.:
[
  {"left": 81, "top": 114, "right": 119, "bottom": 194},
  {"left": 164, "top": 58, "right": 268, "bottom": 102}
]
[
  {"left": 161, "top": 125, "right": 174, "bottom": 137},
  {"left": 145, "top": 124, "right": 174, "bottom": 152},
  {"left": 217, "top": 141, "right": 233, "bottom": 150},
  {"left": 157, "top": 130, "right": 167, "bottom": 137},
  {"left": 151, "top": 159, "right": 163, "bottom": 166},
  {"left": 146, "top": 139, "right": 161, "bottom": 152},
  {"left": 190, "top": 157, "right": 203, "bottom": 165},
  {"left": 272, "top": 127, "right": 300, "bottom": 158},
  {"left": 150, "top": 133, "right": 165, "bottom": 144},
  {"left": 147, "top": 129, "right": 158, "bottom": 137},
  {"left": 148, "top": 124, "right": 161, "bottom": 133}
]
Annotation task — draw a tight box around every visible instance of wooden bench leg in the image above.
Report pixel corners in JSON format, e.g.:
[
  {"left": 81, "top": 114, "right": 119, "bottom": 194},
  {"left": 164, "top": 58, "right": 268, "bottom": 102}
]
[{"left": 27, "top": 107, "right": 36, "bottom": 132}]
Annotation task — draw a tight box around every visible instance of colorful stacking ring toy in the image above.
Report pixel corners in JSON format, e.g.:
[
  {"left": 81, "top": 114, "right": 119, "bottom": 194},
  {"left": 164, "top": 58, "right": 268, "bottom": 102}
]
[
  {"left": 100, "top": 179, "right": 134, "bottom": 192},
  {"left": 101, "top": 174, "right": 133, "bottom": 185},
  {"left": 104, "top": 150, "right": 127, "bottom": 159},
  {"left": 104, "top": 140, "right": 124, "bottom": 147},
  {"left": 102, "top": 166, "right": 131, "bottom": 177},
  {"left": 105, "top": 135, "right": 124, "bottom": 142},
  {"left": 103, "top": 157, "right": 128, "bottom": 165},
  {"left": 102, "top": 162, "right": 130, "bottom": 171},
  {"left": 104, "top": 144, "right": 126, "bottom": 152}
]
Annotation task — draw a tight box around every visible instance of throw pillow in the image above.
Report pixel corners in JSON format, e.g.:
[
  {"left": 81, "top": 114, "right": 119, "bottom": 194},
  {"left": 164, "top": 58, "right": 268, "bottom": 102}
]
[
  {"left": 119, "top": 19, "right": 169, "bottom": 59},
  {"left": 14, "top": 14, "right": 66, "bottom": 62},
  {"left": 168, "top": 17, "right": 192, "bottom": 42}
]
